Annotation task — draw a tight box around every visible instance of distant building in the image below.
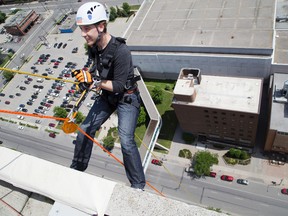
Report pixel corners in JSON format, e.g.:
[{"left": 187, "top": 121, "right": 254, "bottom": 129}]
[
  {"left": 4, "top": 10, "right": 39, "bottom": 36},
  {"left": 172, "top": 68, "right": 263, "bottom": 148},
  {"left": 265, "top": 73, "right": 288, "bottom": 153},
  {"left": 57, "top": 13, "right": 77, "bottom": 33}
]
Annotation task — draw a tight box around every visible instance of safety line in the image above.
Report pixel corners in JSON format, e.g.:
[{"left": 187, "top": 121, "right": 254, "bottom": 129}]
[
  {"left": 0, "top": 109, "right": 165, "bottom": 197},
  {"left": 0, "top": 109, "right": 67, "bottom": 121},
  {"left": 77, "top": 127, "right": 165, "bottom": 197},
  {"left": 0, "top": 67, "right": 78, "bottom": 84}
]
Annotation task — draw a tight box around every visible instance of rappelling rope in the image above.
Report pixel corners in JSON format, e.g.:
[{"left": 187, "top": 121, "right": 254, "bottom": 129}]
[{"left": 0, "top": 109, "right": 165, "bottom": 197}]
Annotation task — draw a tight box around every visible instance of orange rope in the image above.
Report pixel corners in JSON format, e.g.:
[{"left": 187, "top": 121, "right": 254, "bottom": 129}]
[
  {"left": 77, "top": 127, "right": 165, "bottom": 196},
  {"left": 0, "top": 109, "right": 165, "bottom": 197},
  {"left": 0, "top": 109, "right": 68, "bottom": 121}
]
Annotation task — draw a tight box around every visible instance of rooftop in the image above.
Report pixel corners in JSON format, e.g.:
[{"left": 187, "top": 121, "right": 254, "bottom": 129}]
[
  {"left": 126, "top": 0, "right": 274, "bottom": 49},
  {"left": 270, "top": 73, "right": 288, "bottom": 132},
  {"left": 0, "top": 147, "right": 225, "bottom": 216},
  {"left": 174, "top": 74, "right": 263, "bottom": 114}
]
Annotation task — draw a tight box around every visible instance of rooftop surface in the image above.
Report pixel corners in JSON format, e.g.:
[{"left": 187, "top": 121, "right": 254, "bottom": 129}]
[
  {"left": 125, "top": 0, "right": 274, "bottom": 49},
  {"left": 270, "top": 73, "right": 288, "bottom": 132},
  {"left": 174, "top": 74, "right": 263, "bottom": 113}
]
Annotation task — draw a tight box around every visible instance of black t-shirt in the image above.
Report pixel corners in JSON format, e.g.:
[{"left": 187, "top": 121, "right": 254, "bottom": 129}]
[{"left": 88, "top": 36, "right": 134, "bottom": 94}]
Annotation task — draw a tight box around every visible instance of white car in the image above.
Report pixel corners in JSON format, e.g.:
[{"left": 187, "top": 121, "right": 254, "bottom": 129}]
[
  {"left": 17, "top": 115, "right": 24, "bottom": 120},
  {"left": 237, "top": 179, "right": 249, "bottom": 185},
  {"left": 18, "top": 126, "right": 24, "bottom": 130}
]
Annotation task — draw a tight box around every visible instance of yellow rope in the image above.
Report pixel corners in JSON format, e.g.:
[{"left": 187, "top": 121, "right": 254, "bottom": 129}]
[{"left": 0, "top": 67, "right": 78, "bottom": 84}]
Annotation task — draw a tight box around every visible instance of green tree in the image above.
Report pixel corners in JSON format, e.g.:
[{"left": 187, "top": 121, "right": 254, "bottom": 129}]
[
  {"left": 109, "top": 6, "right": 117, "bottom": 22},
  {"left": 75, "top": 112, "right": 85, "bottom": 124},
  {"left": 103, "top": 135, "right": 115, "bottom": 152},
  {"left": 53, "top": 107, "right": 68, "bottom": 118},
  {"left": 3, "top": 71, "right": 14, "bottom": 81},
  {"left": 137, "top": 106, "right": 147, "bottom": 126},
  {"left": 178, "top": 149, "right": 192, "bottom": 159},
  {"left": 0, "top": 11, "right": 6, "bottom": 24},
  {"left": 193, "top": 151, "right": 218, "bottom": 176},
  {"left": 122, "top": 3, "right": 131, "bottom": 16},
  {"left": 151, "top": 85, "right": 163, "bottom": 104},
  {"left": 116, "top": 6, "right": 122, "bottom": 17}
]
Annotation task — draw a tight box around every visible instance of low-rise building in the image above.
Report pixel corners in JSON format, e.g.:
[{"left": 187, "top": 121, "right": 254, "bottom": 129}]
[
  {"left": 265, "top": 73, "right": 288, "bottom": 153},
  {"left": 4, "top": 10, "right": 39, "bottom": 36},
  {"left": 172, "top": 68, "right": 263, "bottom": 148}
]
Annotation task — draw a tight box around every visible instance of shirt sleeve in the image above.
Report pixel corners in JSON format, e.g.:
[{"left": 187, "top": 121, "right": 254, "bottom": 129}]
[{"left": 110, "top": 44, "right": 133, "bottom": 93}]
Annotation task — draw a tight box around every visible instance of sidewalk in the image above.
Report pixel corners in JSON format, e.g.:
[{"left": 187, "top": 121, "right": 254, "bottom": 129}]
[{"left": 166, "top": 125, "right": 288, "bottom": 187}]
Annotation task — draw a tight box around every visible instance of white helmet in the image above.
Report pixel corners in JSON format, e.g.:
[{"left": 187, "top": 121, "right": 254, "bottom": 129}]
[{"left": 76, "top": 2, "right": 109, "bottom": 26}]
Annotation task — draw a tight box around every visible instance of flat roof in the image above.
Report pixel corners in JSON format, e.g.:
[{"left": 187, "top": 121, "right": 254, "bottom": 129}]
[
  {"left": 126, "top": 0, "right": 274, "bottom": 49},
  {"left": 270, "top": 73, "right": 288, "bottom": 132},
  {"left": 174, "top": 75, "right": 262, "bottom": 114}
]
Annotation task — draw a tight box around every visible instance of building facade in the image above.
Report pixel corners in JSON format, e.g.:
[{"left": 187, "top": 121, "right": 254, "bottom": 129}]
[
  {"left": 172, "top": 68, "right": 263, "bottom": 147},
  {"left": 4, "top": 10, "right": 39, "bottom": 36},
  {"left": 265, "top": 73, "right": 288, "bottom": 153}
]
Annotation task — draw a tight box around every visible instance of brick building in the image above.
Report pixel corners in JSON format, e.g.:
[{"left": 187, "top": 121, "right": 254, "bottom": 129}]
[
  {"left": 172, "top": 68, "right": 263, "bottom": 148},
  {"left": 4, "top": 10, "right": 39, "bottom": 36}
]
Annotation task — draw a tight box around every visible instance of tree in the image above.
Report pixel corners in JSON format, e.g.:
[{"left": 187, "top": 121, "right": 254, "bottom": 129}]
[
  {"left": 75, "top": 112, "right": 85, "bottom": 124},
  {"left": 103, "top": 135, "right": 115, "bottom": 152},
  {"left": 109, "top": 6, "right": 117, "bottom": 22},
  {"left": 53, "top": 106, "right": 68, "bottom": 118},
  {"left": 3, "top": 71, "right": 14, "bottom": 81},
  {"left": 137, "top": 106, "right": 147, "bottom": 126},
  {"left": 122, "top": 3, "right": 131, "bottom": 16},
  {"left": 0, "top": 11, "right": 6, "bottom": 24},
  {"left": 151, "top": 85, "right": 163, "bottom": 104},
  {"left": 193, "top": 151, "right": 218, "bottom": 176}
]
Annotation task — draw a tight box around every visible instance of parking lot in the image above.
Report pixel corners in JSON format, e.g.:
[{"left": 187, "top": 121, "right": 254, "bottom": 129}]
[{"left": 0, "top": 27, "right": 96, "bottom": 131}]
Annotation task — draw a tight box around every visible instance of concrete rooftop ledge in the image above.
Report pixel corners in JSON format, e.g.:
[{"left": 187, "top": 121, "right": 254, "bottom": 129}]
[{"left": 0, "top": 147, "right": 224, "bottom": 216}]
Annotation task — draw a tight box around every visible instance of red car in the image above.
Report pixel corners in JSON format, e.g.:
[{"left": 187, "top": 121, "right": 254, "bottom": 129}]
[
  {"left": 221, "top": 175, "right": 234, "bottom": 182},
  {"left": 209, "top": 172, "right": 217, "bottom": 178},
  {"left": 49, "top": 123, "right": 56, "bottom": 127},
  {"left": 68, "top": 89, "right": 75, "bottom": 93},
  {"left": 281, "top": 188, "right": 288, "bottom": 195},
  {"left": 56, "top": 86, "right": 63, "bottom": 90},
  {"left": 45, "top": 103, "right": 52, "bottom": 107},
  {"left": 151, "top": 159, "right": 163, "bottom": 166},
  {"left": 49, "top": 133, "right": 56, "bottom": 138}
]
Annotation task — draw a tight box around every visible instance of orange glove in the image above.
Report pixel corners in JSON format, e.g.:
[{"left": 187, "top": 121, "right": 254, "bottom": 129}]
[{"left": 72, "top": 69, "right": 92, "bottom": 83}]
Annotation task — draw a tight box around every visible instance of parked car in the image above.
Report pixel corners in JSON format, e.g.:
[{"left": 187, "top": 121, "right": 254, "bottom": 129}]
[
  {"left": 63, "top": 43, "right": 67, "bottom": 48},
  {"left": 0, "top": 93, "right": 5, "bottom": 96},
  {"left": 281, "top": 188, "right": 288, "bottom": 195},
  {"left": 5, "top": 101, "right": 10, "bottom": 105},
  {"left": 221, "top": 175, "right": 234, "bottom": 182},
  {"left": 49, "top": 123, "right": 56, "bottom": 127},
  {"left": 22, "top": 108, "right": 28, "bottom": 112},
  {"left": 185, "top": 167, "right": 194, "bottom": 173},
  {"left": 16, "top": 93, "right": 21, "bottom": 96},
  {"left": 151, "top": 159, "right": 163, "bottom": 166},
  {"left": 9, "top": 95, "right": 14, "bottom": 98},
  {"left": 237, "top": 179, "right": 249, "bottom": 185},
  {"left": 18, "top": 126, "right": 24, "bottom": 130},
  {"left": 27, "top": 101, "right": 33, "bottom": 105},
  {"left": 20, "top": 86, "right": 26, "bottom": 90},
  {"left": 49, "top": 133, "right": 56, "bottom": 138},
  {"left": 17, "top": 115, "right": 24, "bottom": 120},
  {"left": 209, "top": 172, "right": 217, "bottom": 178},
  {"left": 57, "top": 42, "right": 63, "bottom": 49}
]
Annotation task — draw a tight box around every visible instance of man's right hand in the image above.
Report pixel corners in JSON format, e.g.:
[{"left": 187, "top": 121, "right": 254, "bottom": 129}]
[{"left": 72, "top": 69, "right": 92, "bottom": 83}]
